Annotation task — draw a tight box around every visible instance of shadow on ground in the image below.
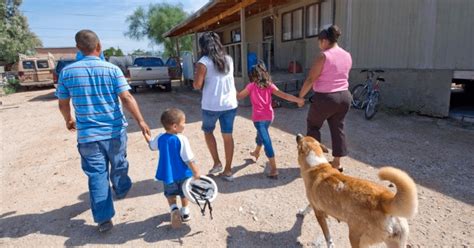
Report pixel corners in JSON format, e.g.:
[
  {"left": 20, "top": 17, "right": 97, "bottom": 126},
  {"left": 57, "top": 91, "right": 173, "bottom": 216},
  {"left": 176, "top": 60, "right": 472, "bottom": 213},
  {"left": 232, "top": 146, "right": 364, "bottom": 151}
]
[
  {"left": 267, "top": 102, "right": 474, "bottom": 206},
  {"left": 27, "top": 89, "right": 57, "bottom": 102},
  {"left": 0, "top": 179, "right": 206, "bottom": 245},
  {"left": 226, "top": 215, "right": 304, "bottom": 247},
  {"left": 211, "top": 158, "right": 301, "bottom": 194}
]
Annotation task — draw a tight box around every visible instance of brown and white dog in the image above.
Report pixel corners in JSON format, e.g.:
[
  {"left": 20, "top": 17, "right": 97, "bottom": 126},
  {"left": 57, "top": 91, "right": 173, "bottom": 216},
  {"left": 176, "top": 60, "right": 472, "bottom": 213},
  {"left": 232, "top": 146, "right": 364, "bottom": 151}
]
[{"left": 296, "top": 134, "right": 418, "bottom": 248}]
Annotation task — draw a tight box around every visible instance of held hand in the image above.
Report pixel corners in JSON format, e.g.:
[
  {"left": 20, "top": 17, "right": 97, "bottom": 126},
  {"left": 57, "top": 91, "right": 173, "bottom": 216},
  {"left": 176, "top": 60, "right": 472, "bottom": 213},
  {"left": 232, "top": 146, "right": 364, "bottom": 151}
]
[
  {"left": 297, "top": 98, "right": 305, "bottom": 108},
  {"left": 144, "top": 132, "right": 151, "bottom": 143},
  {"left": 139, "top": 121, "right": 151, "bottom": 140},
  {"left": 66, "top": 120, "right": 76, "bottom": 132}
]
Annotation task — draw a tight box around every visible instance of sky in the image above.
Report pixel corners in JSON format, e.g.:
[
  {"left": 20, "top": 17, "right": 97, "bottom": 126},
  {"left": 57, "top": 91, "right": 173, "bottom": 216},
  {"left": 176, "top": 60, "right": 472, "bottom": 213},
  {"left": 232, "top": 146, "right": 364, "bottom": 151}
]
[{"left": 20, "top": 0, "right": 209, "bottom": 54}]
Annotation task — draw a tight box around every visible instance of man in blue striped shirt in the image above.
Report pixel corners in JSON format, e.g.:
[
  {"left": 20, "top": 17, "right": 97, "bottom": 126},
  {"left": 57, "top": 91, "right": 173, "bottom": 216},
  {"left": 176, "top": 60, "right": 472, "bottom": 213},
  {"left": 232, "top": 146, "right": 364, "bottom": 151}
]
[{"left": 56, "top": 30, "right": 150, "bottom": 233}]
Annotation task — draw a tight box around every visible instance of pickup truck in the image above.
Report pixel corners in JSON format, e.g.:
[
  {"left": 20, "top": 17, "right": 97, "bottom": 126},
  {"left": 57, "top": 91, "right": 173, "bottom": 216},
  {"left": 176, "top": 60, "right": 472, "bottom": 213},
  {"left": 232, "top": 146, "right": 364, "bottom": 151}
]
[{"left": 127, "top": 57, "right": 171, "bottom": 92}]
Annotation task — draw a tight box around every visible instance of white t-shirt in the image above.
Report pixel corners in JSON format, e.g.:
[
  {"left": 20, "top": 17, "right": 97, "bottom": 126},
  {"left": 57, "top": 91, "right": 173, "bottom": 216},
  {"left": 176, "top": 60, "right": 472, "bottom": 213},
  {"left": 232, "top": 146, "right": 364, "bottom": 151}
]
[{"left": 198, "top": 55, "right": 238, "bottom": 111}]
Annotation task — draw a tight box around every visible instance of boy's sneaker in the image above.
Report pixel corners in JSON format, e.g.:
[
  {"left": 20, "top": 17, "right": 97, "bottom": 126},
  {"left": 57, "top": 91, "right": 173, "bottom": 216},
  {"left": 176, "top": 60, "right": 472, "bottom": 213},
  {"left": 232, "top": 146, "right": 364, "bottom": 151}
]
[
  {"left": 170, "top": 208, "right": 182, "bottom": 229},
  {"left": 181, "top": 207, "right": 191, "bottom": 222},
  {"left": 181, "top": 213, "right": 191, "bottom": 222}
]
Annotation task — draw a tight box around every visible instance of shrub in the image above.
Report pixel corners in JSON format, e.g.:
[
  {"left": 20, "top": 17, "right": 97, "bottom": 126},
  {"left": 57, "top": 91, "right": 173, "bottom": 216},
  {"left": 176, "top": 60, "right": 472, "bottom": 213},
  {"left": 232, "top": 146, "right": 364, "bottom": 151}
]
[{"left": 3, "top": 78, "right": 20, "bottom": 94}]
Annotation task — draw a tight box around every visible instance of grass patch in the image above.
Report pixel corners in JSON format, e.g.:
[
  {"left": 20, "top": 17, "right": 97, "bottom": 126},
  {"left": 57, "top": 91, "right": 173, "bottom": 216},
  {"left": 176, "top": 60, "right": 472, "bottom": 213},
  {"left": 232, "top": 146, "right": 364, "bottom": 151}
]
[{"left": 3, "top": 78, "right": 20, "bottom": 95}]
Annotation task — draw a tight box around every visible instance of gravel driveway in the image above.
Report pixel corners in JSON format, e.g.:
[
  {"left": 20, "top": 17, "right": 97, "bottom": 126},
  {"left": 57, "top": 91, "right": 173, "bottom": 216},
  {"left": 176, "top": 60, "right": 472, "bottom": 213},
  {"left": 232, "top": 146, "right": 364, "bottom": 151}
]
[{"left": 1, "top": 88, "right": 473, "bottom": 247}]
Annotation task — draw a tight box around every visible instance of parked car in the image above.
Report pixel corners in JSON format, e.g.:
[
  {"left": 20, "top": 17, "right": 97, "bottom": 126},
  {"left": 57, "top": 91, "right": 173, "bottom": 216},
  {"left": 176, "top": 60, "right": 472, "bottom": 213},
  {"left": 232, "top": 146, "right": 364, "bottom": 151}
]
[
  {"left": 53, "top": 59, "right": 76, "bottom": 86},
  {"left": 127, "top": 57, "right": 172, "bottom": 92},
  {"left": 165, "top": 56, "right": 182, "bottom": 80},
  {"left": 12, "top": 55, "right": 56, "bottom": 88}
]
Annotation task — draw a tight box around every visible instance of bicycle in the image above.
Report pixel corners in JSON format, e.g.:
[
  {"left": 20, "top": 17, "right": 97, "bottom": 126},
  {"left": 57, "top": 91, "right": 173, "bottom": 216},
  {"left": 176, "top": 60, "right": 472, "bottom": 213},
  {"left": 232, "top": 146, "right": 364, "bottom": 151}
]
[{"left": 350, "top": 69, "right": 385, "bottom": 120}]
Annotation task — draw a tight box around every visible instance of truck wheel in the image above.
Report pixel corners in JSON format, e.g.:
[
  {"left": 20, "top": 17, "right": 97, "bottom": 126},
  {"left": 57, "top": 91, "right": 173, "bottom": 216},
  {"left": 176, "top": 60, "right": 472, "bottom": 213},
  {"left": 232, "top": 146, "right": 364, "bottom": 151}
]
[{"left": 164, "top": 83, "right": 172, "bottom": 92}]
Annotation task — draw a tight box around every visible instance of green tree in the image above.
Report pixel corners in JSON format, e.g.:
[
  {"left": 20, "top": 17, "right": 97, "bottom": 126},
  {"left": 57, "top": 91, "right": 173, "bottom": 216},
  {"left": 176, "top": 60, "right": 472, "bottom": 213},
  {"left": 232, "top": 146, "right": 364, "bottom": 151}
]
[
  {"left": 129, "top": 49, "right": 152, "bottom": 56},
  {"left": 125, "top": 3, "right": 192, "bottom": 57},
  {"left": 115, "top": 48, "right": 124, "bottom": 56},
  {"left": 0, "top": 0, "right": 42, "bottom": 63},
  {"left": 103, "top": 47, "right": 124, "bottom": 57}
]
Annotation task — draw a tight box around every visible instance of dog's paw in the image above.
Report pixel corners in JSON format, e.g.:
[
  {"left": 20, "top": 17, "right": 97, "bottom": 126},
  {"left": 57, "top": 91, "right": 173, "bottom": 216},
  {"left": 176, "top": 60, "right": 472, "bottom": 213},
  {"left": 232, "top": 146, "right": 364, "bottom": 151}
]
[
  {"left": 312, "top": 236, "right": 326, "bottom": 248},
  {"left": 297, "top": 205, "right": 312, "bottom": 217},
  {"left": 327, "top": 239, "right": 335, "bottom": 248},
  {"left": 296, "top": 209, "right": 306, "bottom": 217}
]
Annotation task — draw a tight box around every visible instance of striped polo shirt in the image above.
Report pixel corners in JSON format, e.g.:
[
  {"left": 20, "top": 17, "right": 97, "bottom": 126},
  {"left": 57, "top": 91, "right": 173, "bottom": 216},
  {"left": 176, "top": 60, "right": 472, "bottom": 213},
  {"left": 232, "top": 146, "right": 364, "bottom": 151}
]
[{"left": 55, "top": 56, "right": 131, "bottom": 143}]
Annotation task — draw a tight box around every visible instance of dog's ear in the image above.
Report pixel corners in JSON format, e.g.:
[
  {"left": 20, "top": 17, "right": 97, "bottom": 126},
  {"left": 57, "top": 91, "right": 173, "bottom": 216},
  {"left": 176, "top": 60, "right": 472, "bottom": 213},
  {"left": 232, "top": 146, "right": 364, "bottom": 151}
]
[
  {"left": 320, "top": 143, "right": 329, "bottom": 153},
  {"left": 297, "top": 139, "right": 310, "bottom": 154}
]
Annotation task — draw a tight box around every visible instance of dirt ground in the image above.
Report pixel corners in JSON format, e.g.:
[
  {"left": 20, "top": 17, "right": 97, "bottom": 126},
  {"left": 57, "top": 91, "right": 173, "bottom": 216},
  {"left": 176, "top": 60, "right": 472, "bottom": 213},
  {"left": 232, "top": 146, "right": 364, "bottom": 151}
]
[{"left": 1, "top": 87, "right": 473, "bottom": 247}]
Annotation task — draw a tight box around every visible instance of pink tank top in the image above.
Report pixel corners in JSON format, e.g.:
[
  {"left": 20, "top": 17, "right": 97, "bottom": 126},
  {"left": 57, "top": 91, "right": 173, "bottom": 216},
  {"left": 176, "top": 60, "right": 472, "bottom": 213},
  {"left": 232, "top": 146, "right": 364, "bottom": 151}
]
[{"left": 313, "top": 46, "right": 352, "bottom": 93}]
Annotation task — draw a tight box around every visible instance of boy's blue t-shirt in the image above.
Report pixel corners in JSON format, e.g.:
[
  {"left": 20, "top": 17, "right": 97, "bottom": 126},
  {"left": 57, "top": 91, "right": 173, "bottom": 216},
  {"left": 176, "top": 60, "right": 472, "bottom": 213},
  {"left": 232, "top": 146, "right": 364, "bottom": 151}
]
[{"left": 149, "top": 133, "right": 194, "bottom": 184}]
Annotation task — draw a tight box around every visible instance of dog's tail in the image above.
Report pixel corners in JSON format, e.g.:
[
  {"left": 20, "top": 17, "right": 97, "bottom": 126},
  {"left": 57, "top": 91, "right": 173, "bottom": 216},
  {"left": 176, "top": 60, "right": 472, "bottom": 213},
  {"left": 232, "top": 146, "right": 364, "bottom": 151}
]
[{"left": 379, "top": 167, "right": 418, "bottom": 218}]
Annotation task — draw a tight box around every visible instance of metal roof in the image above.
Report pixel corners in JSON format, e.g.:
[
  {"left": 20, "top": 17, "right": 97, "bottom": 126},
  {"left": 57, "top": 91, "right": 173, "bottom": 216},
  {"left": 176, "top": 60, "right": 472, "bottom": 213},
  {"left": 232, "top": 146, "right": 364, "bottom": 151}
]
[{"left": 164, "top": 0, "right": 290, "bottom": 37}]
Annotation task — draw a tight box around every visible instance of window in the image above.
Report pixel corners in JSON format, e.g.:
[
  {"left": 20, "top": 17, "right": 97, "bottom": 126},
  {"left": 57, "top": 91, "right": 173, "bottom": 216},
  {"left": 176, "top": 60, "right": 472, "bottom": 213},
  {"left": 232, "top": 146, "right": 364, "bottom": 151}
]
[
  {"left": 22, "top": 61, "right": 35, "bottom": 70},
  {"left": 281, "top": 8, "right": 304, "bottom": 41},
  {"left": 262, "top": 16, "right": 274, "bottom": 40},
  {"left": 231, "top": 28, "right": 241, "bottom": 43},
  {"left": 133, "top": 57, "right": 164, "bottom": 67},
  {"left": 320, "top": 0, "right": 334, "bottom": 29},
  {"left": 306, "top": 4, "right": 320, "bottom": 37},
  {"left": 36, "top": 60, "right": 50, "bottom": 69}
]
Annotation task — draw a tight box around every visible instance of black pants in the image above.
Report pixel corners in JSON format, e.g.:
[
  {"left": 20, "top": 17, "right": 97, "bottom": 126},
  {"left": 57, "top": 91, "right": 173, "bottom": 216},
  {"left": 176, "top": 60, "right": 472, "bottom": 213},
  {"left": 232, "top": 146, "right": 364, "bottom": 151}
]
[{"left": 306, "top": 90, "right": 351, "bottom": 157}]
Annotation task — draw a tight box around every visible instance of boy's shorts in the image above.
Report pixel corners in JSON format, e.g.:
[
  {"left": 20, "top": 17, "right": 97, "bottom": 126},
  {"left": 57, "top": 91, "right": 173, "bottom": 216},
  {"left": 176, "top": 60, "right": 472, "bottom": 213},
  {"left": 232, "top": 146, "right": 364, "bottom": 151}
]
[
  {"left": 202, "top": 108, "right": 237, "bottom": 134},
  {"left": 163, "top": 179, "right": 187, "bottom": 198}
]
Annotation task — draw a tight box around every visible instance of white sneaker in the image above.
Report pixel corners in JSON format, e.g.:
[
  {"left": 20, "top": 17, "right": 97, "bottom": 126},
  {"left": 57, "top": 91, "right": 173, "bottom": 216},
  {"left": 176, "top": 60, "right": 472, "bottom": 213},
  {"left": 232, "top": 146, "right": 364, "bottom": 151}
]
[{"left": 181, "top": 207, "right": 191, "bottom": 222}]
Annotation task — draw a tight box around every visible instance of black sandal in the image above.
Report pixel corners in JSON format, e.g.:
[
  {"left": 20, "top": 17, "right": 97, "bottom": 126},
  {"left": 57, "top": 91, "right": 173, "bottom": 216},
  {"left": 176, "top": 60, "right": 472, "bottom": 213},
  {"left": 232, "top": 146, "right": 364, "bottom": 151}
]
[{"left": 266, "top": 174, "right": 279, "bottom": 179}]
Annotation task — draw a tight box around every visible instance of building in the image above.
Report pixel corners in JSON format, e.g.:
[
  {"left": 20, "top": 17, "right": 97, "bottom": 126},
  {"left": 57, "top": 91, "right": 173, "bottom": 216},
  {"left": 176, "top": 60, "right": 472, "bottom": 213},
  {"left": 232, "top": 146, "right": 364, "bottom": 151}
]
[
  {"left": 165, "top": 0, "right": 474, "bottom": 117},
  {"left": 35, "top": 47, "right": 78, "bottom": 61}
]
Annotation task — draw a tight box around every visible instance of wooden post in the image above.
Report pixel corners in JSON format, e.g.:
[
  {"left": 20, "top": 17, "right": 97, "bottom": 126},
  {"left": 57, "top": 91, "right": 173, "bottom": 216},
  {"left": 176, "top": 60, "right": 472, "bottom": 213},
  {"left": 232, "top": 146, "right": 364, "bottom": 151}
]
[
  {"left": 175, "top": 37, "right": 181, "bottom": 57},
  {"left": 240, "top": 7, "right": 248, "bottom": 84},
  {"left": 194, "top": 32, "right": 199, "bottom": 60},
  {"left": 174, "top": 37, "right": 182, "bottom": 84},
  {"left": 267, "top": 41, "right": 272, "bottom": 73}
]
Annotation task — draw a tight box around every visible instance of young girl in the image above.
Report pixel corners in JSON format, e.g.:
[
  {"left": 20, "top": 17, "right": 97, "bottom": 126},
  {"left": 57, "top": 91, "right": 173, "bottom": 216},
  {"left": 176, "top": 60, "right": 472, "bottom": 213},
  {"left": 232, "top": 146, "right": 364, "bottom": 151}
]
[{"left": 237, "top": 62, "right": 305, "bottom": 178}]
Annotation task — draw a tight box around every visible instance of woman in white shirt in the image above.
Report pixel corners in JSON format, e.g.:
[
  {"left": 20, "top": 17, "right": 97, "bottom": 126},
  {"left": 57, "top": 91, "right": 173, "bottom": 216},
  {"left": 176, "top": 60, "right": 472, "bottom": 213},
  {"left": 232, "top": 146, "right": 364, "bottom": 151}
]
[{"left": 193, "top": 31, "right": 238, "bottom": 182}]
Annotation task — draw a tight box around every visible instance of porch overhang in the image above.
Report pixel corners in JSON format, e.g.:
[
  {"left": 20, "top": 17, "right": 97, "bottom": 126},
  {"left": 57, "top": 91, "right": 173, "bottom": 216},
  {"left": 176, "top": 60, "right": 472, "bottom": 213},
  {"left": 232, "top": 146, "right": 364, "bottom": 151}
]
[{"left": 164, "top": 0, "right": 291, "bottom": 37}]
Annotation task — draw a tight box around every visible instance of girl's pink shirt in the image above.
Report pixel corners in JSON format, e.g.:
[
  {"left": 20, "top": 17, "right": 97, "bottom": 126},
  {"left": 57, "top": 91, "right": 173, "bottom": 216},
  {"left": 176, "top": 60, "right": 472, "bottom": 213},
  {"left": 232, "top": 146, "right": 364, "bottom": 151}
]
[{"left": 246, "top": 82, "right": 278, "bottom": 122}]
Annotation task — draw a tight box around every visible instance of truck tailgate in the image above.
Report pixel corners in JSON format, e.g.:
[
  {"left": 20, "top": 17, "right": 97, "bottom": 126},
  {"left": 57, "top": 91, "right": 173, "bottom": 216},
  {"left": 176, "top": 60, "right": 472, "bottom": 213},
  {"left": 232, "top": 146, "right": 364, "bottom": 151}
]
[{"left": 129, "top": 67, "right": 168, "bottom": 81}]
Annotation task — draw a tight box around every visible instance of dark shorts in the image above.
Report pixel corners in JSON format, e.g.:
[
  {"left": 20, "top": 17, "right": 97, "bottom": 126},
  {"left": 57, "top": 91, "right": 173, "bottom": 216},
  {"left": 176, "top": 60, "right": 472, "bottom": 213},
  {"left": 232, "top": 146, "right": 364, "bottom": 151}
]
[
  {"left": 201, "top": 108, "right": 237, "bottom": 134},
  {"left": 163, "top": 179, "right": 187, "bottom": 198}
]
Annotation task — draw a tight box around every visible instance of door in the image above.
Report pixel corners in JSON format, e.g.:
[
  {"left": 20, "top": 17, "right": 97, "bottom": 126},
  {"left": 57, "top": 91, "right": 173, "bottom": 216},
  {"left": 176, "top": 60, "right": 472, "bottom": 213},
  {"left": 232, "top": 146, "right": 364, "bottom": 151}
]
[
  {"left": 35, "top": 59, "right": 53, "bottom": 82},
  {"left": 262, "top": 16, "right": 275, "bottom": 71}
]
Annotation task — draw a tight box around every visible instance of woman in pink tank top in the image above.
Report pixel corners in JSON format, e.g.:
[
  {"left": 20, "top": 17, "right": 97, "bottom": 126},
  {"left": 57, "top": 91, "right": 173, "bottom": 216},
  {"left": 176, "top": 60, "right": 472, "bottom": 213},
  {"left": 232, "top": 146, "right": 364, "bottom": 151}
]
[{"left": 299, "top": 25, "right": 352, "bottom": 171}]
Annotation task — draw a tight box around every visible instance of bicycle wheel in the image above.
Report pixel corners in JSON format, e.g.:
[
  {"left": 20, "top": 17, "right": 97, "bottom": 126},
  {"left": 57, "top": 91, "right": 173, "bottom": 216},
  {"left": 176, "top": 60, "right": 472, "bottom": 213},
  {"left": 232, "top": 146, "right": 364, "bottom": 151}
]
[
  {"left": 365, "top": 91, "right": 380, "bottom": 120},
  {"left": 350, "top": 84, "right": 368, "bottom": 109}
]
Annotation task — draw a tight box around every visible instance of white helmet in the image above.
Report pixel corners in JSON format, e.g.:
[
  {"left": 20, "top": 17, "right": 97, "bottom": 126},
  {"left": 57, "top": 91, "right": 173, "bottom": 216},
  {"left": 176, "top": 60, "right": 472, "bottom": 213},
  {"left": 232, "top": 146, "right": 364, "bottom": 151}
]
[{"left": 182, "top": 175, "right": 218, "bottom": 219}]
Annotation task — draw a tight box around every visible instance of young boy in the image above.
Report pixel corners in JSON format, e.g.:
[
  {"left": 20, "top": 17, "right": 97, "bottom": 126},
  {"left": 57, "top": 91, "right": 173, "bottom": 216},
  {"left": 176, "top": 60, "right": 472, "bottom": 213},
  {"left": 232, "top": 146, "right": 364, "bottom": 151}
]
[{"left": 145, "top": 108, "right": 201, "bottom": 229}]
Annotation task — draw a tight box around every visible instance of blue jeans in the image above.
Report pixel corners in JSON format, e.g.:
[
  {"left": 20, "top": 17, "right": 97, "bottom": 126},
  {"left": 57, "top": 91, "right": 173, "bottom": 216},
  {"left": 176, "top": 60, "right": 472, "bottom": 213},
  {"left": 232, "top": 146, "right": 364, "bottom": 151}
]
[
  {"left": 202, "top": 108, "right": 237, "bottom": 133},
  {"left": 77, "top": 131, "right": 132, "bottom": 224},
  {"left": 254, "top": 121, "right": 275, "bottom": 158}
]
